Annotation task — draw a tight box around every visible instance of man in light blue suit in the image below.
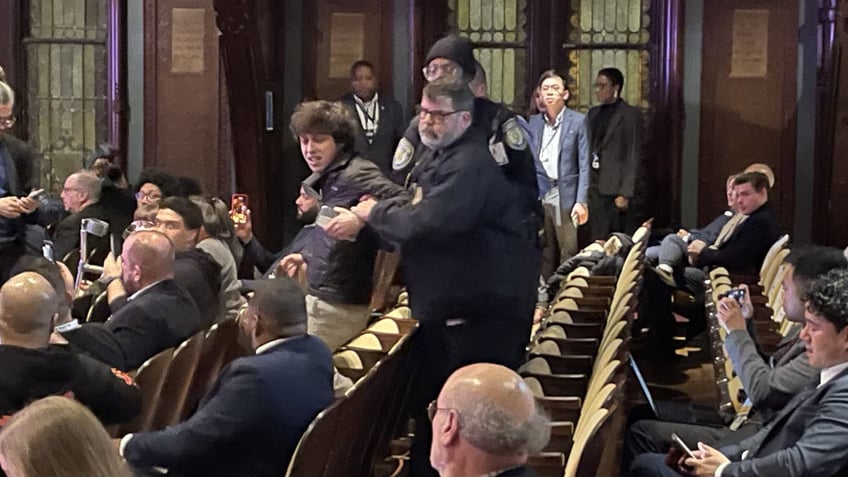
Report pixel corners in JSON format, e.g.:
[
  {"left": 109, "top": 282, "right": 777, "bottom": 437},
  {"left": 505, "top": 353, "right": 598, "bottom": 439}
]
[{"left": 527, "top": 69, "right": 590, "bottom": 282}]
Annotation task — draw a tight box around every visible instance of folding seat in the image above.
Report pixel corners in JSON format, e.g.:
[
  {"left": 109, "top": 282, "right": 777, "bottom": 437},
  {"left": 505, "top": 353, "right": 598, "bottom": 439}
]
[
  {"left": 565, "top": 405, "right": 615, "bottom": 477},
  {"left": 151, "top": 331, "right": 204, "bottom": 429},
  {"left": 117, "top": 347, "right": 174, "bottom": 435},
  {"left": 384, "top": 306, "right": 412, "bottom": 319},
  {"left": 85, "top": 290, "right": 111, "bottom": 323},
  {"left": 183, "top": 317, "right": 240, "bottom": 420},
  {"left": 526, "top": 452, "right": 566, "bottom": 477}
]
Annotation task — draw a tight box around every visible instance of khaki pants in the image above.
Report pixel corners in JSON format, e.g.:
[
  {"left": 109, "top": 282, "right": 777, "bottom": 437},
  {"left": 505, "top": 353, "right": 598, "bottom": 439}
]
[
  {"left": 540, "top": 201, "right": 579, "bottom": 280},
  {"left": 305, "top": 295, "right": 371, "bottom": 351}
]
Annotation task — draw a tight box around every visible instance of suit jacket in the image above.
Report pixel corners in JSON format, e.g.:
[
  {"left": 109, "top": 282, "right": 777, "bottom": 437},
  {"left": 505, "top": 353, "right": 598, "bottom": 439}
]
[
  {"left": 124, "top": 335, "right": 334, "bottom": 477},
  {"left": 528, "top": 109, "right": 591, "bottom": 210},
  {"left": 50, "top": 202, "right": 112, "bottom": 261},
  {"left": 691, "top": 210, "right": 733, "bottom": 244},
  {"left": 696, "top": 202, "right": 781, "bottom": 274},
  {"left": 720, "top": 369, "right": 848, "bottom": 477},
  {"left": 723, "top": 326, "right": 817, "bottom": 421},
  {"left": 62, "top": 279, "right": 202, "bottom": 371},
  {"left": 0, "top": 344, "right": 140, "bottom": 425},
  {"left": 340, "top": 93, "right": 405, "bottom": 174},
  {"left": 586, "top": 99, "right": 643, "bottom": 198},
  {"left": 497, "top": 466, "right": 539, "bottom": 477}
]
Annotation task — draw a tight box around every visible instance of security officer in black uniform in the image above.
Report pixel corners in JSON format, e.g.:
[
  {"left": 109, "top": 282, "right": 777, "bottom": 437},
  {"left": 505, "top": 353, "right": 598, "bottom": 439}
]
[
  {"left": 351, "top": 77, "right": 538, "bottom": 477},
  {"left": 391, "top": 33, "right": 541, "bottom": 329}
]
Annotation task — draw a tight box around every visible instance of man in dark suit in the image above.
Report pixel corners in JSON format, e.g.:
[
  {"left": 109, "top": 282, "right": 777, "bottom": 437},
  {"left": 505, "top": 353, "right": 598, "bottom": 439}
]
[
  {"left": 527, "top": 69, "right": 590, "bottom": 281},
  {"left": 51, "top": 171, "right": 112, "bottom": 260},
  {"left": 339, "top": 60, "right": 405, "bottom": 174},
  {"left": 623, "top": 246, "right": 846, "bottom": 473},
  {"left": 0, "top": 78, "right": 41, "bottom": 280},
  {"left": 429, "top": 363, "right": 549, "bottom": 477},
  {"left": 631, "top": 268, "right": 848, "bottom": 477},
  {"left": 643, "top": 172, "right": 781, "bottom": 356},
  {"left": 58, "top": 230, "right": 202, "bottom": 371},
  {"left": 120, "top": 277, "right": 333, "bottom": 477},
  {"left": 587, "top": 67, "right": 645, "bottom": 240},
  {"left": 0, "top": 271, "right": 140, "bottom": 426}
]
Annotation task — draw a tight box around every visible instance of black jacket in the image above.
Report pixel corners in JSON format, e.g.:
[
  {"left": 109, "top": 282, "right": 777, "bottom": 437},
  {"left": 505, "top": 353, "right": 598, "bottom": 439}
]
[
  {"left": 50, "top": 202, "right": 112, "bottom": 261},
  {"left": 369, "top": 127, "right": 537, "bottom": 322},
  {"left": 696, "top": 202, "right": 781, "bottom": 274},
  {"left": 295, "top": 154, "right": 404, "bottom": 305},
  {"left": 62, "top": 279, "right": 203, "bottom": 371},
  {"left": 339, "top": 93, "right": 406, "bottom": 174},
  {"left": 0, "top": 344, "right": 141, "bottom": 424}
]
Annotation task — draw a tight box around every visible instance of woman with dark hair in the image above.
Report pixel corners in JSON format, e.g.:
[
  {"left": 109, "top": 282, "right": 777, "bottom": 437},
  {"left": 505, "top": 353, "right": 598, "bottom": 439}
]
[
  {"left": 191, "top": 195, "right": 245, "bottom": 320},
  {"left": 133, "top": 168, "right": 178, "bottom": 221}
]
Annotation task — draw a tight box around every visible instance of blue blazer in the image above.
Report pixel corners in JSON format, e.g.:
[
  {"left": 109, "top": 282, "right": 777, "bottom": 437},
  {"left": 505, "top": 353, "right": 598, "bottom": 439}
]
[
  {"left": 124, "top": 334, "right": 334, "bottom": 477},
  {"left": 527, "top": 109, "right": 591, "bottom": 211}
]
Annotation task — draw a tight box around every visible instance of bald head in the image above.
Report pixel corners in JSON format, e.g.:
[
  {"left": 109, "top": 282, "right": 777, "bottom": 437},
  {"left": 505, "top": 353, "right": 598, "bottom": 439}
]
[
  {"left": 436, "top": 363, "right": 549, "bottom": 459},
  {"left": 121, "top": 230, "right": 175, "bottom": 293},
  {"left": 0, "top": 272, "right": 58, "bottom": 340},
  {"left": 743, "top": 163, "right": 775, "bottom": 188}
]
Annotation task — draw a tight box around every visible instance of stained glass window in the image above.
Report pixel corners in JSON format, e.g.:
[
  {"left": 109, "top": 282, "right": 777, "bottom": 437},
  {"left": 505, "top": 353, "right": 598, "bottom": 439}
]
[
  {"left": 448, "top": 0, "right": 527, "bottom": 110},
  {"left": 25, "top": 0, "right": 109, "bottom": 190},
  {"left": 565, "top": 0, "right": 652, "bottom": 113}
]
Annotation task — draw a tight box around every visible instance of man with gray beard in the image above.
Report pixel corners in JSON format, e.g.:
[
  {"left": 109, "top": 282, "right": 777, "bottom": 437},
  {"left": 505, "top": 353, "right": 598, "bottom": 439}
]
[{"left": 350, "top": 78, "right": 537, "bottom": 477}]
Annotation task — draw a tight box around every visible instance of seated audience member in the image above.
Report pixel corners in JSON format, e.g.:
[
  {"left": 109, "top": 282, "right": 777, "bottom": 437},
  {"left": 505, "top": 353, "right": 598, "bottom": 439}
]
[
  {"left": 150, "top": 197, "right": 223, "bottom": 322},
  {"left": 624, "top": 246, "right": 847, "bottom": 472},
  {"left": 120, "top": 278, "right": 333, "bottom": 477},
  {"left": 51, "top": 171, "right": 109, "bottom": 260},
  {"left": 10, "top": 256, "right": 74, "bottom": 327},
  {"left": 191, "top": 196, "right": 245, "bottom": 320},
  {"left": 643, "top": 171, "right": 781, "bottom": 356},
  {"left": 648, "top": 174, "right": 737, "bottom": 280},
  {"left": 59, "top": 230, "right": 202, "bottom": 370},
  {"left": 429, "top": 363, "right": 550, "bottom": 477},
  {"left": 278, "top": 100, "right": 405, "bottom": 350},
  {"left": 0, "top": 272, "right": 139, "bottom": 425},
  {"left": 0, "top": 396, "right": 134, "bottom": 477},
  {"left": 236, "top": 186, "right": 318, "bottom": 282},
  {"left": 132, "top": 168, "right": 177, "bottom": 222},
  {"left": 631, "top": 268, "right": 848, "bottom": 477}
]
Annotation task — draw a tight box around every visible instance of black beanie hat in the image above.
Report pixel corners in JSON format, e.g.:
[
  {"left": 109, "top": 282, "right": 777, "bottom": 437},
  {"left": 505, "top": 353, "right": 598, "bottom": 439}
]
[{"left": 425, "top": 34, "right": 476, "bottom": 78}]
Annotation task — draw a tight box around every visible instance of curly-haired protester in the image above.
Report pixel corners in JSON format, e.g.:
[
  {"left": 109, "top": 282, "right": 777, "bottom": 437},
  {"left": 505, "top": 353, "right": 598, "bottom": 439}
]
[{"left": 277, "top": 100, "right": 404, "bottom": 351}]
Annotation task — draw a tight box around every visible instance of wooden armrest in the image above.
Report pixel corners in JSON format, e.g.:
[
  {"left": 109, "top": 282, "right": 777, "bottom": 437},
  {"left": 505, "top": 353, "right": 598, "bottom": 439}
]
[
  {"left": 527, "top": 353, "right": 594, "bottom": 375},
  {"left": 540, "top": 337, "right": 600, "bottom": 356},
  {"left": 520, "top": 372, "right": 589, "bottom": 397}
]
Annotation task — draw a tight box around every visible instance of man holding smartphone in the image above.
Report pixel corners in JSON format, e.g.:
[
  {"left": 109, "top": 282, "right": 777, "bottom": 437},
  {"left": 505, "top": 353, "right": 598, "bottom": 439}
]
[{"left": 0, "top": 75, "right": 41, "bottom": 280}]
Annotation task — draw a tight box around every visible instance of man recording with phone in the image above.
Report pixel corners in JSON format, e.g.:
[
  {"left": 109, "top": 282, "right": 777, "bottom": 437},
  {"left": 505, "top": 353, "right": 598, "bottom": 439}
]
[
  {"left": 624, "top": 246, "right": 848, "bottom": 475},
  {"left": 0, "top": 72, "right": 42, "bottom": 280}
]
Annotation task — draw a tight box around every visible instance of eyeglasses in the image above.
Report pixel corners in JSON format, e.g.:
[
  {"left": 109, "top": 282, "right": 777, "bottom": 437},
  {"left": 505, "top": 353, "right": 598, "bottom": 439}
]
[
  {"left": 422, "top": 63, "right": 459, "bottom": 82},
  {"left": 426, "top": 400, "right": 456, "bottom": 422},
  {"left": 416, "top": 106, "right": 465, "bottom": 125},
  {"left": 135, "top": 191, "right": 162, "bottom": 201},
  {"left": 0, "top": 115, "right": 15, "bottom": 130}
]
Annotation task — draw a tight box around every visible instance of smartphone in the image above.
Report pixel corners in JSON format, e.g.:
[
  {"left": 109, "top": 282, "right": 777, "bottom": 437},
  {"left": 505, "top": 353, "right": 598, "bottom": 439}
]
[
  {"left": 315, "top": 205, "right": 339, "bottom": 228},
  {"left": 670, "top": 433, "right": 697, "bottom": 459},
  {"left": 27, "top": 188, "right": 48, "bottom": 206},
  {"left": 720, "top": 287, "right": 746, "bottom": 303},
  {"left": 230, "top": 194, "right": 249, "bottom": 225}
]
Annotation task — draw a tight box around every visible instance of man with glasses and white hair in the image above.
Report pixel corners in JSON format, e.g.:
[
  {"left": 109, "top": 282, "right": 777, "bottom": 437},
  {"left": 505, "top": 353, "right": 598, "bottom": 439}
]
[
  {"left": 0, "top": 70, "right": 42, "bottom": 280},
  {"left": 428, "top": 363, "right": 550, "bottom": 477}
]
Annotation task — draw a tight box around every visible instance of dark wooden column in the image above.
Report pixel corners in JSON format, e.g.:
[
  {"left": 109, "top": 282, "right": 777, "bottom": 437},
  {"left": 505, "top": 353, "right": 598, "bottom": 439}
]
[
  {"left": 107, "top": 0, "right": 128, "bottom": 169},
  {"left": 650, "top": 0, "right": 685, "bottom": 228},
  {"left": 213, "top": 0, "right": 272, "bottom": 243},
  {"left": 0, "top": 1, "right": 24, "bottom": 134}
]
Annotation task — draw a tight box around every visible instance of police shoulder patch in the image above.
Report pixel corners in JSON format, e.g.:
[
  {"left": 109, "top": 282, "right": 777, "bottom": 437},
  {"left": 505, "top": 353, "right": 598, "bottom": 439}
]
[
  {"left": 393, "top": 137, "right": 415, "bottom": 171},
  {"left": 502, "top": 117, "right": 526, "bottom": 150}
]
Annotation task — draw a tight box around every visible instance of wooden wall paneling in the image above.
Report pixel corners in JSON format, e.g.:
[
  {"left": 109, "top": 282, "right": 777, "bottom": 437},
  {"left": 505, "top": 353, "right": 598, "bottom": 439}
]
[
  {"left": 813, "top": 0, "right": 846, "bottom": 247},
  {"left": 410, "top": 0, "right": 450, "bottom": 110},
  {"left": 144, "top": 0, "right": 222, "bottom": 197},
  {"left": 698, "top": 0, "right": 798, "bottom": 233}
]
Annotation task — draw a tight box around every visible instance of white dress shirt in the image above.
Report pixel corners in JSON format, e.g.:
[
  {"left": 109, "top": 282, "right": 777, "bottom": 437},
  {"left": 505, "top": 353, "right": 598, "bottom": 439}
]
[{"left": 353, "top": 93, "right": 380, "bottom": 143}]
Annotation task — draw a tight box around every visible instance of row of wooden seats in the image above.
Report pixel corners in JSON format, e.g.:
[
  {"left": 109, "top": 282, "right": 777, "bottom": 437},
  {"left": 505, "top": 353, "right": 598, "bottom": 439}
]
[
  {"left": 117, "top": 315, "right": 247, "bottom": 436},
  {"left": 521, "top": 225, "right": 649, "bottom": 477},
  {"left": 286, "top": 302, "right": 418, "bottom": 477},
  {"left": 703, "top": 235, "right": 790, "bottom": 416}
]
